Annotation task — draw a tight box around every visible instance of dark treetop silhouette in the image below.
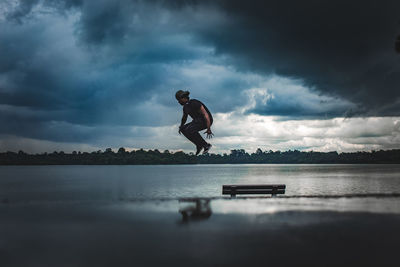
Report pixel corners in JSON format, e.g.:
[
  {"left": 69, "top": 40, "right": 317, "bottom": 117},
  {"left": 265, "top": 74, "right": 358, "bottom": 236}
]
[{"left": 1, "top": 149, "right": 400, "bottom": 165}]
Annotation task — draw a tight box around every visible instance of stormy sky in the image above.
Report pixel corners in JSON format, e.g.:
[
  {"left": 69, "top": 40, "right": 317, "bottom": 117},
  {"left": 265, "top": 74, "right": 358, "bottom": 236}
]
[{"left": 0, "top": 0, "right": 400, "bottom": 153}]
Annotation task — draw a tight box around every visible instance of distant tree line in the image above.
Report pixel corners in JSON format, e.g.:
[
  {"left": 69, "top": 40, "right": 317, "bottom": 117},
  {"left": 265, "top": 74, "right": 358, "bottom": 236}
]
[{"left": 1, "top": 148, "right": 400, "bottom": 165}]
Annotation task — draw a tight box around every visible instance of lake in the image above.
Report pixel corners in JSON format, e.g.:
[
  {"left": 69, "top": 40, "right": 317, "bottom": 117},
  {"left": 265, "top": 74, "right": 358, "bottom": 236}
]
[
  {"left": 1, "top": 164, "right": 400, "bottom": 213},
  {"left": 2, "top": 164, "right": 400, "bottom": 267}
]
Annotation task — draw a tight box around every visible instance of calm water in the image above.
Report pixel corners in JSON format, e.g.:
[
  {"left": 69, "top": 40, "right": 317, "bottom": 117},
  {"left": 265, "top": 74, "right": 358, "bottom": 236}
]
[{"left": 1, "top": 164, "right": 400, "bottom": 213}]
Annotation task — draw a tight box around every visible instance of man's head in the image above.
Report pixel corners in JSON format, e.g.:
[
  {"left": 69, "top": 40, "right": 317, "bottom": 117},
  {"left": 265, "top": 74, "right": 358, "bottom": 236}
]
[{"left": 175, "top": 90, "right": 190, "bottom": 105}]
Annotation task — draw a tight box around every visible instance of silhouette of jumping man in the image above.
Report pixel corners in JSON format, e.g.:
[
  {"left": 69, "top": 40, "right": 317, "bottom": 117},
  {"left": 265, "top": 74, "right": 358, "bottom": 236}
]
[{"left": 176, "top": 90, "right": 213, "bottom": 155}]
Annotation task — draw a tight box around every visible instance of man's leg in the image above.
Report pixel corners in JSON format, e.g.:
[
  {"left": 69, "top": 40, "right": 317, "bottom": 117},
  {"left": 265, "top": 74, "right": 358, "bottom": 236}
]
[{"left": 180, "top": 120, "right": 208, "bottom": 149}]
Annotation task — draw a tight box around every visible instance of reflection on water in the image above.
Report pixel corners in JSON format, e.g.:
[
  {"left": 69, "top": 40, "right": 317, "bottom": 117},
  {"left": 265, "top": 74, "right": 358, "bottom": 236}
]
[
  {"left": 1, "top": 164, "right": 400, "bottom": 214},
  {"left": 178, "top": 198, "right": 212, "bottom": 223}
]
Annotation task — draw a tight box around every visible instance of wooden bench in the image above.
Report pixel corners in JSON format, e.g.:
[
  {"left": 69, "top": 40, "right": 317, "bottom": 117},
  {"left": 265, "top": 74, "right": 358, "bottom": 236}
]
[{"left": 222, "top": 184, "right": 286, "bottom": 197}]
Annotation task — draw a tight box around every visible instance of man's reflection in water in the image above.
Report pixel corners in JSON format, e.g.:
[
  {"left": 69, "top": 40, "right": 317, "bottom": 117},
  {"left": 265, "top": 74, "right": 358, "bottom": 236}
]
[{"left": 178, "top": 198, "right": 212, "bottom": 223}]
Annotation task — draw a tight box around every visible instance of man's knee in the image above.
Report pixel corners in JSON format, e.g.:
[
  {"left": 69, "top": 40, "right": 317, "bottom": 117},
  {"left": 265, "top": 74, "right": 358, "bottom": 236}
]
[
  {"left": 180, "top": 124, "right": 190, "bottom": 135},
  {"left": 181, "top": 123, "right": 193, "bottom": 131}
]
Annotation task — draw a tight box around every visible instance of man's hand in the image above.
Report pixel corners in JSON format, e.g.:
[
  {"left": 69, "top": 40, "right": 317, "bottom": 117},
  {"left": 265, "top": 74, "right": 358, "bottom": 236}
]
[{"left": 204, "top": 128, "right": 214, "bottom": 139}]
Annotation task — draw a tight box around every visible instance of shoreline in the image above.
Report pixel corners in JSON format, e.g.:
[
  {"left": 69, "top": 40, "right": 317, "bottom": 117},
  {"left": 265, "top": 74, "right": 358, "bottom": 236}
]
[{"left": 2, "top": 163, "right": 400, "bottom": 167}]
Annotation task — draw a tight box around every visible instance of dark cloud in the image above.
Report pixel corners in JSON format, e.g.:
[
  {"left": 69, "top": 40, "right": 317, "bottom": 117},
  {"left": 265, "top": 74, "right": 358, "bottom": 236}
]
[
  {"left": 248, "top": 100, "right": 349, "bottom": 118},
  {"left": 44, "top": 0, "right": 83, "bottom": 10},
  {"left": 76, "top": 0, "right": 133, "bottom": 44},
  {"left": 192, "top": 0, "right": 400, "bottom": 116},
  {"left": 1, "top": 0, "right": 400, "bottom": 150},
  {"left": 5, "top": 0, "right": 39, "bottom": 23},
  {"left": 59, "top": 0, "right": 400, "bottom": 115}
]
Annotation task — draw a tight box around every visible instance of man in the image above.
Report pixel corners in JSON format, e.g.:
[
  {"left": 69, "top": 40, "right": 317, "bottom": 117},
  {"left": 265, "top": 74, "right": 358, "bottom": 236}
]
[{"left": 176, "top": 90, "right": 213, "bottom": 155}]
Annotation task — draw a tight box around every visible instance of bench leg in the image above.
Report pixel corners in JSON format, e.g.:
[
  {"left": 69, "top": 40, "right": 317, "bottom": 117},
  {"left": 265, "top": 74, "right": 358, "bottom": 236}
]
[{"left": 230, "top": 187, "right": 236, "bottom": 198}]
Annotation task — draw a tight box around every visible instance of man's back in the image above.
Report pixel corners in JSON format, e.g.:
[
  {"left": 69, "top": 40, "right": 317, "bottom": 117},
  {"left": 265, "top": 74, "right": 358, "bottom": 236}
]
[{"left": 183, "top": 99, "right": 213, "bottom": 122}]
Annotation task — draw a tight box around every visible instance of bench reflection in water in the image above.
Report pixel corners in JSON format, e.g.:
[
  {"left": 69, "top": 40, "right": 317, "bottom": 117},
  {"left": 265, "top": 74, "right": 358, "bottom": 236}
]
[{"left": 178, "top": 198, "right": 212, "bottom": 223}]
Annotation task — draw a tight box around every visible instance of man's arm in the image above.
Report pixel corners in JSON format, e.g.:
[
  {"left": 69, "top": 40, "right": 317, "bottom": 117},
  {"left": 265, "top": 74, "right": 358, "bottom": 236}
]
[
  {"left": 178, "top": 112, "right": 188, "bottom": 135},
  {"left": 200, "top": 105, "right": 211, "bottom": 130},
  {"left": 200, "top": 105, "right": 213, "bottom": 138},
  {"left": 180, "top": 112, "right": 188, "bottom": 128}
]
